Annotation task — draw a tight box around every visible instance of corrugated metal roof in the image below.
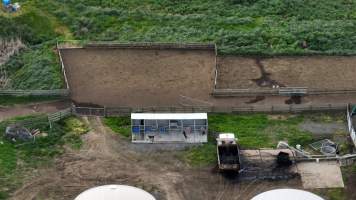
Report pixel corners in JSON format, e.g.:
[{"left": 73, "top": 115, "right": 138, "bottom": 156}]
[{"left": 131, "top": 113, "right": 207, "bottom": 120}]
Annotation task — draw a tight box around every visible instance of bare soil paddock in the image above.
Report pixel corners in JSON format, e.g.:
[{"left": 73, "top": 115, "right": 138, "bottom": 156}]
[
  {"left": 61, "top": 48, "right": 216, "bottom": 107},
  {"left": 60, "top": 47, "right": 356, "bottom": 107},
  {"left": 216, "top": 56, "right": 356, "bottom": 90}
]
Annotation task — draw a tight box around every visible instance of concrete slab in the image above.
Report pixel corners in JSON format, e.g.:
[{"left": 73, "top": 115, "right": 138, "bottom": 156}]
[{"left": 297, "top": 161, "right": 344, "bottom": 189}]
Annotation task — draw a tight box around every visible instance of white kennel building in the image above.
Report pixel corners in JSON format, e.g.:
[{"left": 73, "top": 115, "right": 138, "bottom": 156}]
[{"left": 131, "top": 113, "right": 208, "bottom": 143}]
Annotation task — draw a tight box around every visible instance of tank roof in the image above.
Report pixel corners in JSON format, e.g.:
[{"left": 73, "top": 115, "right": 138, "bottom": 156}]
[{"left": 75, "top": 185, "right": 156, "bottom": 200}]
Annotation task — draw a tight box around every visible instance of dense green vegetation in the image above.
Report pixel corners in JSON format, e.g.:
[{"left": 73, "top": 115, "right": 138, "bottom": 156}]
[
  {"left": 3, "top": 44, "right": 64, "bottom": 90},
  {"left": 61, "top": 117, "right": 89, "bottom": 149},
  {"left": 0, "top": 115, "right": 87, "bottom": 197},
  {"left": 34, "top": 0, "right": 356, "bottom": 55},
  {"left": 1, "top": 0, "right": 356, "bottom": 89},
  {"left": 0, "top": 95, "right": 62, "bottom": 106},
  {"left": 0, "top": 1, "right": 64, "bottom": 90},
  {"left": 103, "top": 117, "right": 131, "bottom": 138}
]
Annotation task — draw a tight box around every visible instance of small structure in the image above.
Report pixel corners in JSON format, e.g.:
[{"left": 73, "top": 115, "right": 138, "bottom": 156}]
[
  {"left": 75, "top": 185, "right": 156, "bottom": 200},
  {"left": 251, "top": 189, "right": 324, "bottom": 200},
  {"left": 2, "top": 0, "right": 20, "bottom": 12},
  {"left": 216, "top": 133, "right": 241, "bottom": 172},
  {"left": 5, "top": 125, "right": 33, "bottom": 142},
  {"left": 131, "top": 113, "right": 208, "bottom": 143},
  {"left": 2, "top": 0, "right": 10, "bottom": 7}
]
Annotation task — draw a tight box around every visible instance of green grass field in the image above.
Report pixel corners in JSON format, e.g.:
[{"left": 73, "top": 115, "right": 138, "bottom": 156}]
[{"left": 2, "top": 0, "right": 356, "bottom": 89}]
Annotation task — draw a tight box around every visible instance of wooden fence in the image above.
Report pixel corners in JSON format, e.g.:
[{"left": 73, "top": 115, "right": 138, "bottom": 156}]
[
  {"left": 57, "top": 40, "right": 216, "bottom": 51},
  {"left": 72, "top": 103, "right": 347, "bottom": 117},
  {"left": 48, "top": 108, "right": 72, "bottom": 123},
  {"left": 0, "top": 89, "right": 70, "bottom": 97},
  {"left": 57, "top": 42, "right": 70, "bottom": 90}
]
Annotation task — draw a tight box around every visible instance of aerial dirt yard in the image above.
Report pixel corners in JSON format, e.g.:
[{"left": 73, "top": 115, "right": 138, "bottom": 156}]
[
  {"left": 7, "top": 113, "right": 355, "bottom": 200},
  {"left": 216, "top": 56, "right": 356, "bottom": 90},
  {"left": 10, "top": 116, "right": 303, "bottom": 200},
  {"left": 60, "top": 48, "right": 216, "bottom": 107}
]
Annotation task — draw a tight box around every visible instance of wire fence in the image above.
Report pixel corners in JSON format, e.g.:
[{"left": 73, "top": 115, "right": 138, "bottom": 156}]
[
  {"left": 57, "top": 40, "right": 216, "bottom": 50},
  {"left": 72, "top": 103, "right": 347, "bottom": 117},
  {"left": 213, "top": 88, "right": 356, "bottom": 97}
]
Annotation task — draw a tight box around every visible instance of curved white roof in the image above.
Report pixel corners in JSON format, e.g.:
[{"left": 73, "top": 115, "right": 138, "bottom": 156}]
[
  {"left": 131, "top": 113, "right": 207, "bottom": 120},
  {"left": 251, "top": 189, "right": 324, "bottom": 200},
  {"left": 75, "top": 185, "right": 156, "bottom": 200}
]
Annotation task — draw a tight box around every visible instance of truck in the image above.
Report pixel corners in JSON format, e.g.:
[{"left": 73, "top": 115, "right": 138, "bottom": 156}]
[{"left": 216, "top": 133, "right": 241, "bottom": 172}]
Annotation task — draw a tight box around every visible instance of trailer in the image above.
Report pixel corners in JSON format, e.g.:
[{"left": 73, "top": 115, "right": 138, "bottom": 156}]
[{"left": 216, "top": 133, "right": 241, "bottom": 172}]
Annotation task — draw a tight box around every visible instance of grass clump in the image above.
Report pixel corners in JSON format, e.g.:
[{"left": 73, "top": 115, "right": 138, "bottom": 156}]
[
  {"left": 61, "top": 117, "right": 89, "bottom": 149},
  {"left": 103, "top": 117, "right": 131, "bottom": 138},
  {"left": 325, "top": 188, "right": 346, "bottom": 200}
]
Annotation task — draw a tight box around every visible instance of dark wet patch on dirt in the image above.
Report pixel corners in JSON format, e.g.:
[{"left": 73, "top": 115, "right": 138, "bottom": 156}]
[
  {"left": 72, "top": 101, "right": 104, "bottom": 108},
  {"left": 245, "top": 96, "right": 266, "bottom": 104},
  {"left": 252, "top": 59, "right": 285, "bottom": 88},
  {"left": 285, "top": 96, "right": 302, "bottom": 104}
]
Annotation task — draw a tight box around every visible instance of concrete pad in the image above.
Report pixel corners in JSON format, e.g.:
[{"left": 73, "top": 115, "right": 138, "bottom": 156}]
[
  {"left": 240, "top": 149, "right": 298, "bottom": 173},
  {"left": 297, "top": 161, "right": 344, "bottom": 189}
]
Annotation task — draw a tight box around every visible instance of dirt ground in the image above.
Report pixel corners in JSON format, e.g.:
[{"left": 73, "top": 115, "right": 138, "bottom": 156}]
[
  {"left": 61, "top": 48, "right": 216, "bottom": 107},
  {"left": 216, "top": 56, "right": 356, "bottom": 90},
  {"left": 60, "top": 47, "right": 356, "bottom": 108},
  {"left": 10, "top": 116, "right": 304, "bottom": 200},
  {"left": 0, "top": 100, "right": 71, "bottom": 122}
]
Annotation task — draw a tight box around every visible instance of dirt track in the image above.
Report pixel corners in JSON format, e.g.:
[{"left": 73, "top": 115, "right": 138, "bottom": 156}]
[
  {"left": 11, "top": 117, "right": 302, "bottom": 200},
  {"left": 0, "top": 100, "right": 71, "bottom": 122},
  {"left": 217, "top": 56, "right": 356, "bottom": 90}
]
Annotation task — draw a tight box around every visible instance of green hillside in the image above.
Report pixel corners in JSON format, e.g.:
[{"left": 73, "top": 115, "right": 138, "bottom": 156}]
[
  {"left": 36, "top": 0, "right": 356, "bottom": 55},
  {"left": 1, "top": 0, "right": 356, "bottom": 89}
]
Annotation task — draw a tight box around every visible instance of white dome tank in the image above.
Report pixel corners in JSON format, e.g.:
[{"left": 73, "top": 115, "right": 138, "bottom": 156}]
[
  {"left": 251, "top": 189, "right": 324, "bottom": 200},
  {"left": 75, "top": 185, "right": 156, "bottom": 200}
]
